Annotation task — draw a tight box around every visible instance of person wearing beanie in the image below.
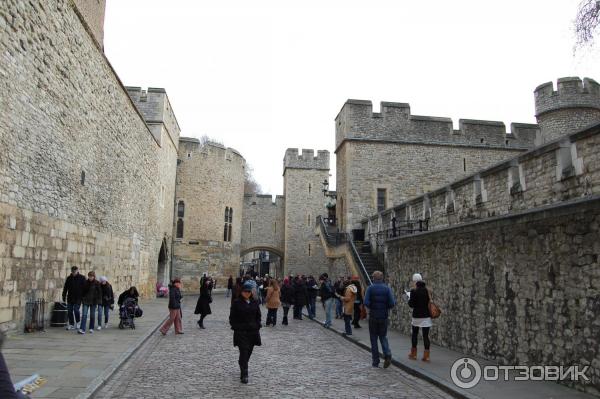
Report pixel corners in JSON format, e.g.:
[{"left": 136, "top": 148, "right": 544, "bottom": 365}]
[
  {"left": 98, "top": 276, "right": 114, "bottom": 329},
  {"left": 408, "top": 272, "right": 432, "bottom": 361},
  {"left": 62, "top": 265, "right": 86, "bottom": 331},
  {"left": 79, "top": 271, "right": 102, "bottom": 334},
  {"left": 229, "top": 281, "right": 262, "bottom": 384}
]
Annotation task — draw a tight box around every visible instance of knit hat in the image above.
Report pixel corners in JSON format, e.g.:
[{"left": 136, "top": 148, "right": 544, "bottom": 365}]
[
  {"left": 242, "top": 281, "right": 254, "bottom": 291},
  {"left": 412, "top": 273, "right": 423, "bottom": 282},
  {"left": 99, "top": 276, "right": 107, "bottom": 283}
]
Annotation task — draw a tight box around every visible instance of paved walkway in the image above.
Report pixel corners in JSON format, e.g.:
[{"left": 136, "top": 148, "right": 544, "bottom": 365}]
[
  {"left": 307, "top": 302, "right": 595, "bottom": 399},
  {"left": 94, "top": 294, "right": 451, "bottom": 398},
  {"left": 3, "top": 297, "right": 169, "bottom": 399}
]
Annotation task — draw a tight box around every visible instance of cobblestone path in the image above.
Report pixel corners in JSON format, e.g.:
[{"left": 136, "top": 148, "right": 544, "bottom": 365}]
[{"left": 94, "top": 294, "right": 451, "bottom": 399}]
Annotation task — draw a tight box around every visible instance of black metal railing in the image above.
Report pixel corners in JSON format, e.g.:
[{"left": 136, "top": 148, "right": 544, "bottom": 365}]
[
  {"left": 348, "top": 238, "right": 372, "bottom": 286},
  {"left": 24, "top": 299, "right": 46, "bottom": 333},
  {"left": 317, "top": 216, "right": 347, "bottom": 246},
  {"left": 372, "top": 218, "right": 429, "bottom": 241}
]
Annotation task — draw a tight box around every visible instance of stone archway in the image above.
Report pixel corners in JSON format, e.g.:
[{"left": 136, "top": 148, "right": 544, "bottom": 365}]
[
  {"left": 157, "top": 238, "right": 168, "bottom": 286},
  {"left": 240, "top": 246, "right": 284, "bottom": 278}
]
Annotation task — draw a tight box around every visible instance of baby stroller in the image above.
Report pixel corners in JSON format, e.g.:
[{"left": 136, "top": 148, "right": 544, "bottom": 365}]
[{"left": 119, "top": 297, "right": 137, "bottom": 329}]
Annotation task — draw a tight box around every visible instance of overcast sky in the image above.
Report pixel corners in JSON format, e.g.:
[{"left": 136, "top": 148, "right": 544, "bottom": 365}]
[{"left": 104, "top": 0, "right": 598, "bottom": 195}]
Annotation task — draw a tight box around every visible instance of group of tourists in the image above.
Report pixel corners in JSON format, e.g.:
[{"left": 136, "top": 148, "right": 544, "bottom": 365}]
[{"left": 61, "top": 266, "right": 140, "bottom": 334}]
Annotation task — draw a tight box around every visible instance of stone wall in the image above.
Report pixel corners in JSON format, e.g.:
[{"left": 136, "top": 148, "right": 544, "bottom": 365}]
[
  {"left": 337, "top": 141, "right": 526, "bottom": 231},
  {"left": 0, "top": 0, "right": 176, "bottom": 328},
  {"left": 172, "top": 138, "right": 245, "bottom": 291},
  {"left": 241, "top": 194, "right": 285, "bottom": 257},
  {"left": 73, "top": 0, "right": 106, "bottom": 49},
  {"left": 283, "top": 149, "right": 330, "bottom": 277},
  {"left": 384, "top": 197, "right": 600, "bottom": 395}
]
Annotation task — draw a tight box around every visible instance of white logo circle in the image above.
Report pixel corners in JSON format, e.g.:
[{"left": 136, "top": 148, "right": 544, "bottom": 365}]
[{"left": 450, "top": 357, "right": 482, "bottom": 389}]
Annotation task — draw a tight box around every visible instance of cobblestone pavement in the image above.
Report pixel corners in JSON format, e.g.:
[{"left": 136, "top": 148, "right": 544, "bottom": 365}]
[{"left": 94, "top": 294, "right": 451, "bottom": 399}]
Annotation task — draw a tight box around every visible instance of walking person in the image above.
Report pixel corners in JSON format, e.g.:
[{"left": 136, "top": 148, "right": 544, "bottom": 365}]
[
  {"left": 194, "top": 276, "right": 213, "bottom": 329},
  {"left": 306, "top": 275, "right": 319, "bottom": 320},
  {"left": 364, "top": 271, "right": 396, "bottom": 368},
  {"left": 98, "top": 276, "right": 114, "bottom": 329},
  {"left": 62, "top": 266, "right": 85, "bottom": 331},
  {"left": 265, "top": 279, "right": 281, "bottom": 326},
  {"left": 280, "top": 277, "right": 294, "bottom": 325},
  {"left": 408, "top": 273, "right": 432, "bottom": 361},
  {"left": 160, "top": 278, "right": 184, "bottom": 335},
  {"left": 229, "top": 281, "right": 262, "bottom": 384},
  {"left": 351, "top": 277, "right": 363, "bottom": 329},
  {"left": 319, "top": 273, "right": 335, "bottom": 328},
  {"left": 292, "top": 276, "right": 308, "bottom": 320},
  {"left": 339, "top": 279, "right": 357, "bottom": 336},
  {"left": 227, "top": 275, "right": 234, "bottom": 298},
  {"left": 78, "top": 271, "right": 102, "bottom": 334}
]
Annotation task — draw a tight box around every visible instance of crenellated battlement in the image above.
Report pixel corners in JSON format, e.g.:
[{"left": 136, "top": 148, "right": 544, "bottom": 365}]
[
  {"left": 534, "top": 77, "right": 600, "bottom": 117},
  {"left": 178, "top": 137, "right": 245, "bottom": 163},
  {"left": 283, "top": 148, "right": 330, "bottom": 172},
  {"left": 244, "top": 194, "right": 285, "bottom": 207},
  {"left": 126, "top": 86, "right": 181, "bottom": 148},
  {"left": 335, "top": 100, "right": 537, "bottom": 151}
]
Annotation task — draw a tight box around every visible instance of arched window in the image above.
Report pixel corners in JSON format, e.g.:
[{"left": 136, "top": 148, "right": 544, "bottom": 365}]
[
  {"left": 224, "top": 207, "right": 229, "bottom": 222},
  {"left": 177, "top": 201, "right": 185, "bottom": 218},
  {"left": 176, "top": 218, "right": 184, "bottom": 239}
]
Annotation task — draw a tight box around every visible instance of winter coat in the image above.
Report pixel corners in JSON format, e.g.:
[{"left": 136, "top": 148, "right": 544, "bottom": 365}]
[
  {"left": 0, "top": 353, "right": 16, "bottom": 399},
  {"left": 118, "top": 290, "right": 139, "bottom": 306},
  {"left": 307, "top": 278, "right": 319, "bottom": 300},
  {"left": 100, "top": 283, "right": 115, "bottom": 306},
  {"left": 293, "top": 280, "right": 308, "bottom": 306},
  {"left": 280, "top": 284, "right": 294, "bottom": 306},
  {"left": 265, "top": 287, "right": 281, "bottom": 309},
  {"left": 194, "top": 281, "right": 213, "bottom": 315},
  {"left": 168, "top": 285, "right": 182, "bottom": 310},
  {"left": 229, "top": 298, "right": 262, "bottom": 348},
  {"left": 408, "top": 281, "right": 431, "bottom": 318},
  {"left": 364, "top": 281, "right": 396, "bottom": 320},
  {"left": 342, "top": 284, "right": 357, "bottom": 315},
  {"left": 82, "top": 279, "right": 102, "bottom": 306},
  {"left": 62, "top": 273, "right": 86, "bottom": 304},
  {"left": 319, "top": 280, "right": 335, "bottom": 302}
]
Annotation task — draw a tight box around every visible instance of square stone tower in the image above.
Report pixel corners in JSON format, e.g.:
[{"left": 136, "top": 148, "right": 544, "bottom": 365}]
[{"left": 283, "top": 149, "right": 330, "bottom": 277}]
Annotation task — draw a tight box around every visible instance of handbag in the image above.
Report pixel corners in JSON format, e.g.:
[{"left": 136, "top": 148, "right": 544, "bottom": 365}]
[
  {"left": 427, "top": 289, "right": 441, "bottom": 319},
  {"left": 360, "top": 304, "right": 367, "bottom": 320}
]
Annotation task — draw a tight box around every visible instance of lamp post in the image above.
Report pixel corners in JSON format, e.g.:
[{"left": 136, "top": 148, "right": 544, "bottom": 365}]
[{"left": 321, "top": 178, "right": 329, "bottom": 196}]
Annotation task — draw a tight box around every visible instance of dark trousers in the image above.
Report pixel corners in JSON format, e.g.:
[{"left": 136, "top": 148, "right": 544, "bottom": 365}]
[
  {"left": 411, "top": 326, "right": 431, "bottom": 349},
  {"left": 67, "top": 303, "right": 81, "bottom": 326},
  {"left": 307, "top": 298, "right": 316, "bottom": 319},
  {"left": 282, "top": 306, "right": 290, "bottom": 325},
  {"left": 238, "top": 345, "right": 254, "bottom": 377},
  {"left": 369, "top": 318, "right": 391, "bottom": 365},
  {"left": 266, "top": 308, "right": 278, "bottom": 326},
  {"left": 343, "top": 314, "right": 353, "bottom": 334},
  {"left": 293, "top": 304, "right": 303, "bottom": 319},
  {"left": 352, "top": 303, "right": 361, "bottom": 326}
]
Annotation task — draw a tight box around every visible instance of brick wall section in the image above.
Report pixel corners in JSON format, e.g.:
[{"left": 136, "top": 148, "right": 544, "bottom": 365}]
[
  {"left": 241, "top": 194, "right": 285, "bottom": 256},
  {"left": 172, "top": 139, "right": 245, "bottom": 291},
  {"left": 283, "top": 149, "right": 330, "bottom": 277},
  {"left": 0, "top": 1, "right": 177, "bottom": 328},
  {"left": 72, "top": 0, "right": 106, "bottom": 49},
  {"left": 384, "top": 197, "right": 600, "bottom": 394}
]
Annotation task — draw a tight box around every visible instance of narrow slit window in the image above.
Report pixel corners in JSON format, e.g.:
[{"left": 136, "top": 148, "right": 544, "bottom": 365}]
[
  {"left": 377, "top": 188, "right": 387, "bottom": 212},
  {"left": 177, "top": 200, "right": 185, "bottom": 218},
  {"left": 463, "top": 158, "right": 467, "bottom": 172},
  {"left": 308, "top": 243, "right": 311, "bottom": 256},
  {"left": 176, "top": 218, "right": 184, "bottom": 239}
]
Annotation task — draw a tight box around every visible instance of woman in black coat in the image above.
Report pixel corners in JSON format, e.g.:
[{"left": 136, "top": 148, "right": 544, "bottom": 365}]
[
  {"left": 292, "top": 277, "right": 308, "bottom": 320},
  {"left": 280, "top": 278, "right": 294, "bottom": 325},
  {"left": 194, "top": 277, "right": 213, "bottom": 329},
  {"left": 229, "top": 282, "right": 262, "bottom": 384}
]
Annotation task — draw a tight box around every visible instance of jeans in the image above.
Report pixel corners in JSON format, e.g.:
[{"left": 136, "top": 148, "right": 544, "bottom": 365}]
[
  {"left": 266, "top": 308, "right": 278, "bottom": 326},
  {"left": 335, "top": 298, "right": 343, "bottom": 317},
  {"left": 343, "top": 314, "right": 352, "bottom": 335},
  {"left": 369, "top": 318, "right": 391, "bottom": 365},
  {"left": 99, "top": 304, "right": 110, "bottom": 325},
  {"left": 307, "top": 298, "right": 316, "bottom": 319},
  {"left": 293, "top": 304, "right": 303, "bottom": 319},
  {"left": 226, "top": 288, "right": 232, "bottom": 298},
  {"left": 324, "top": 298, "right": 334, "bottom": 327},
  {"left": 412, "top": 326, "right": 431, "bottom": 349},
  {"left": 80, "top": 304, "right": 97, "bottom": 331},
  {"left": 67, "top": 303, "right": 81, "bottom": 326}
]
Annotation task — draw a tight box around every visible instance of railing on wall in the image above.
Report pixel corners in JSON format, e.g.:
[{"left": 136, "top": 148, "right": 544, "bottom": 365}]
[{"left": 371, "top": 218, "right": 429, "bottom": 242}]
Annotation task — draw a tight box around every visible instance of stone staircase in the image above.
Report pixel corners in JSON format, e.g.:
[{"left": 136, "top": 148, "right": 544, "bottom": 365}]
[{"left": 353, "top": 241, "right": 383, "bottom": 278}]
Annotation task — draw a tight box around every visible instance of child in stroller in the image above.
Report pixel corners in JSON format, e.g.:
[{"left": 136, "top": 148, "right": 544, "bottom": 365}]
[{"left": 117, "top": 287, "right": 141, "bottom": 330}]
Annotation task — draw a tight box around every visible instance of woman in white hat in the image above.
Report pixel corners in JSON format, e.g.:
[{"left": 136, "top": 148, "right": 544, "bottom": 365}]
[{"left": 407, "top": 273, "right": 432, "bottom": 361}]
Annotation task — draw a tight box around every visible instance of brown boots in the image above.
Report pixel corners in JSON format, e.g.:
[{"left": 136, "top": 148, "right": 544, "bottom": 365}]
[
  {"left": 408, "top": 348, "right": 430, "bottom": 361},
  {"left": 408, "top": 347, "right": 417, "bottom": 360},
  {"left": 422, "top": 350, "right": 430, "bottom": 362}
]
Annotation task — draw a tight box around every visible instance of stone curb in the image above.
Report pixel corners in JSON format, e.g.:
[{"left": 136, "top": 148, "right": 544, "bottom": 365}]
[
  {"left": 303, "top": 312, "right": 480, "bottom": 399},
  {"left": 74, "top": 312, "right": 169, "bottom": 399}
]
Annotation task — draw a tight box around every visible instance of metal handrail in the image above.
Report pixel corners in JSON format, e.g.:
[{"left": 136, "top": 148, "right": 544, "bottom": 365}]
[{"left": 348, "top": 234, "right": 373, "bottom": 286}]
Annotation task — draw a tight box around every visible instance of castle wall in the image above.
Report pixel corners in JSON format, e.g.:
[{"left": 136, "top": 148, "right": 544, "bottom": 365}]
[
  {"left": 0, "top": 0, "right": 175, "bottom": 328},
  {"left": 172, "top": 139, "right": 245, "bottom": 291},
  {"left": 73, "top": 0, "right": 106, "bottom": 49},
  {"left": 283, "top": 149, "right": 330, "bottom": 277},
  {"left": 241, "top": 194, "right": 285, "bottom": 256}
]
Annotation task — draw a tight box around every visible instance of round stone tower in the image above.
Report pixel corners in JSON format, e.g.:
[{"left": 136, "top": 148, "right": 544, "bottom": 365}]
[{"left": 534, "top": 77, "right": 600, "bottom": 144}]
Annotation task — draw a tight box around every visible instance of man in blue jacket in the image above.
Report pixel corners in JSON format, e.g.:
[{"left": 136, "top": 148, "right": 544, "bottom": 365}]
[{"left": 364, "top": 270, "right": 396, "bottom": 368}]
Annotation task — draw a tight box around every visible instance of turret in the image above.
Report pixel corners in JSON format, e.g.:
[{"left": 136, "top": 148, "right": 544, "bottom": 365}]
[
  {"left": 534, "top": 77, "right": 600, "bottom": 144},
  {"left": 283, "top": 148, "right": 330, "bottom": 173}
]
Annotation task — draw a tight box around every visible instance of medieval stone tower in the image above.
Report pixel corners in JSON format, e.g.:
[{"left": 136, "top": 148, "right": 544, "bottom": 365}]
[
  {"left": 282, "top": 149, "right": 330, "bottom": 277},
  {"left": 534, "top": 77, "right": 600, "bottom": 144}
]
